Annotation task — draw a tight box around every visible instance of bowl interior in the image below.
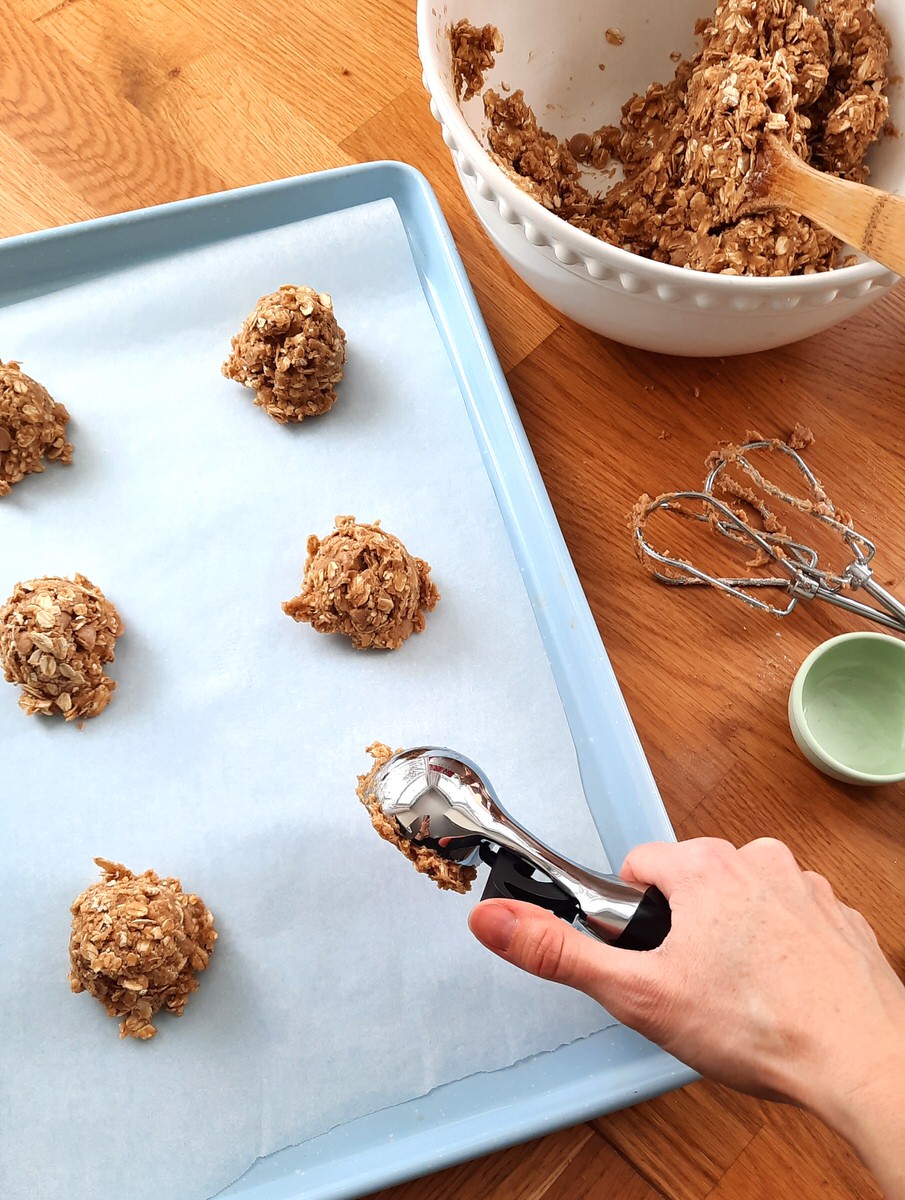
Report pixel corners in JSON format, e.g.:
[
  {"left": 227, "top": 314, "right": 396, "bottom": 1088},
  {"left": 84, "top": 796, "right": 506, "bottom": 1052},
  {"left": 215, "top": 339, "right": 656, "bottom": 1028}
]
[
  {"left": 799, "top": 636, "right": 905, "bottom": 776},
  {"left": 431, "top": 0, "right": 905, "bottom": 198}
]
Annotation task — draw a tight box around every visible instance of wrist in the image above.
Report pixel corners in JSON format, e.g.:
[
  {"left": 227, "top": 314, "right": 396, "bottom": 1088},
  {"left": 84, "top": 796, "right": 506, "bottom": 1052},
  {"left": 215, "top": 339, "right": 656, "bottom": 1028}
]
[{"left": 802, "top": 1036, "right": 905, "bottom": 1192}]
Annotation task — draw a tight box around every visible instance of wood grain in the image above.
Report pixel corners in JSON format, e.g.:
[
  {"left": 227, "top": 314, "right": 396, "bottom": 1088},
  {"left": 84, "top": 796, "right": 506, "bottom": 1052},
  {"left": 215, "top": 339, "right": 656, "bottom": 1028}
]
[{"left": 1, "top": 1, "right": 902, "bottom": 1197}]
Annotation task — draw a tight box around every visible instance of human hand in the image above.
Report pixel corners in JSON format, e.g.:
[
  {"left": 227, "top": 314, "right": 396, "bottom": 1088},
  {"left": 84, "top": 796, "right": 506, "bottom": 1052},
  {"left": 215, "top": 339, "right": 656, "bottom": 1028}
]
[{"left": 469, "top": 837, "right": 905, "bottom": 1191}]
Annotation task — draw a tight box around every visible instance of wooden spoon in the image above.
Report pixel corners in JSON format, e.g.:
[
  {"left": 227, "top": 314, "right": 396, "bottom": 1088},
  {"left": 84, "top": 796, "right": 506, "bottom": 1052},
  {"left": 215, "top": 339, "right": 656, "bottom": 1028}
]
[{"left": 742, "top": 132, "right": 905, "bottom": 276}]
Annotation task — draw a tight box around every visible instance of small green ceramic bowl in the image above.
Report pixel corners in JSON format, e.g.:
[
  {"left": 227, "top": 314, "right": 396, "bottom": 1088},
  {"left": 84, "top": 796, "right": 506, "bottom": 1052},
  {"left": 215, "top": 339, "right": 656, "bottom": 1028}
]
[{"left": 788, "top": 632, "right": 905, "bottom": 785}]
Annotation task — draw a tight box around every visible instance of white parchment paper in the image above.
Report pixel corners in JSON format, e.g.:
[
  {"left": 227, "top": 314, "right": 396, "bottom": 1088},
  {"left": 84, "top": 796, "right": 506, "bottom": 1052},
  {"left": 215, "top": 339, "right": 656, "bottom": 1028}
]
[{"left": 0, "top": 198, "right": 613, "bottom": 1200}]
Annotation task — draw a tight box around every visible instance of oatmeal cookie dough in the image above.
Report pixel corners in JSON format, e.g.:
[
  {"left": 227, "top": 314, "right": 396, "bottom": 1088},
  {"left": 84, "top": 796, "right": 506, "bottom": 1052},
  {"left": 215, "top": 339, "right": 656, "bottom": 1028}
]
[
  {"left": 222, "top": 285, "right": 346, "bottom": 423},
  {"left": 283, "top": 515, "right": 439, "bottom": 650},
  {"left": 357, "top": 742, "right": 477, "bottom": 894},
  {"left": 631, "top": 427, "right": 828, "bottom": 578},
  {"left": 0, "top": 574, "right": 123, "bottom": 720},
  {"left": 482, "top": 0, "right": 891, "bottom": 274},
  {"left": 451, "top": 19, "right": 503, "bottom": 101},
  {"left": 0, "top": 360, "right": 73, "bottom": 496},
  {"left": 69, "top": 858, "right": 217, "bottom": 1040}
]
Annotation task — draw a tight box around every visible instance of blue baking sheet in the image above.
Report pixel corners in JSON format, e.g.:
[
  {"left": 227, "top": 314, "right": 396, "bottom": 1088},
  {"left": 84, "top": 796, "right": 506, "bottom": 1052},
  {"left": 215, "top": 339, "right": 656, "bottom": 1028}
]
[{"left": 0, "top": 162, "right": 695, "bottom": 1198}]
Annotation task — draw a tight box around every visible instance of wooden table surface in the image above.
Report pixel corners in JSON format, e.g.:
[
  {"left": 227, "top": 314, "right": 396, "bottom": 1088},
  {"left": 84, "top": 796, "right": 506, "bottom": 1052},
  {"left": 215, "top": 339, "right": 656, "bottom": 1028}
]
[{"left": 2, "top": 1, "right": 903, "bottom": 1197}]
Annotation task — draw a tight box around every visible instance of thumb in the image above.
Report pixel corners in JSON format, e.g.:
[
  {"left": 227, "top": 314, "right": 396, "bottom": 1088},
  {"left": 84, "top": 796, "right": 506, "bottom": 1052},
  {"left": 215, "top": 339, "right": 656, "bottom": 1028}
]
[{"left": 468, "top": 898, "right": 646, "bottom": 1000}]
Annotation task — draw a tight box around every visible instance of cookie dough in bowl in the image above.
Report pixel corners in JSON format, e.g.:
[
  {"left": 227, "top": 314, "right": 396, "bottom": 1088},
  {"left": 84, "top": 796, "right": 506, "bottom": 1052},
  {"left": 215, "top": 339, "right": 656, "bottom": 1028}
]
[
  {"left": 283, "top": 515, "right": 440, "bottom": 650},
  {"left": 418, "top": 0, "right": 905, "bottom": 355}
]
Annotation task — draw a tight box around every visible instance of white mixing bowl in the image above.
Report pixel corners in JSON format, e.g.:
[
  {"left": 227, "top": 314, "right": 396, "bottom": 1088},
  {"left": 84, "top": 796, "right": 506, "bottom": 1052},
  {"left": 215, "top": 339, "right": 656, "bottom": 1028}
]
[{"left": 417, "top": 0, "right": 904, "bottom": 356}]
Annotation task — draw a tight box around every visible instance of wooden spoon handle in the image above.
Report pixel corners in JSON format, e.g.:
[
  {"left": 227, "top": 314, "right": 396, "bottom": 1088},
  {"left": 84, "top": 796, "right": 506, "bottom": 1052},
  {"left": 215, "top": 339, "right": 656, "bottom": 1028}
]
[{"left": 767, "top": 139, "right": 905, "bottom": 276}]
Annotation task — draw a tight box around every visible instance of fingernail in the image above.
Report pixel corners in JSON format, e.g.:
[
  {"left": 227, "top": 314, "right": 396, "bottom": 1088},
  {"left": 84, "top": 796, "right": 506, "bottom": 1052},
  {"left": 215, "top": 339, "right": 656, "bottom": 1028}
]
[{"left": 473, "top": 902, "right": 518, "bottom": 952}]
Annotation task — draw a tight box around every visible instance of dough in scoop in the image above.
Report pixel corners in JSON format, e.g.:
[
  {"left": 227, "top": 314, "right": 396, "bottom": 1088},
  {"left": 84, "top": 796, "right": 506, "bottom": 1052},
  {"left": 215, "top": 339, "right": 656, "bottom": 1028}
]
[{"left": 357, "top": 742, "right": 477, "bottom": 894}]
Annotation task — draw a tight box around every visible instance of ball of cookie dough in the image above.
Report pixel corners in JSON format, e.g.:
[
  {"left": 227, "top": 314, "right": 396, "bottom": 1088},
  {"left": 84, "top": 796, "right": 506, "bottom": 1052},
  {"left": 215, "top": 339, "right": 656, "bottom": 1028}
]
[
  {"left": 283, "top": 515, "right": 440, "bottom": 650},
  {"left": 0, "top": 574, "right": 124, "bottom": 720},
  {"left": 222, "top": 284, "right": 346, "bottom": 423},
  {"left": 0, "top": 360, "right": 73, "bottom": 496},
  {"left": 69, "top": 858, "right": 217, "bottom": 1040}
]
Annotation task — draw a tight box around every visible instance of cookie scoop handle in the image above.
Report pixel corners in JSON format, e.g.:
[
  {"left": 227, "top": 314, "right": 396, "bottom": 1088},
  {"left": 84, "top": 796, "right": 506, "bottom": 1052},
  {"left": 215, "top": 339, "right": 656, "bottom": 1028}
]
[{"left": 600, "top": 885, "right": 671, "bottom": 951}]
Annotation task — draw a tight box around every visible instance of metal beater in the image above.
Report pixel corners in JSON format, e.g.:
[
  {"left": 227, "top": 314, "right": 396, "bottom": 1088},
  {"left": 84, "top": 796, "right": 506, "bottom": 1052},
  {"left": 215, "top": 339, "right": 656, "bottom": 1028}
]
[
  {"left": 369, "top": 746, "right": 671, "bottom": 951},
  {"left": 633, "top": 438, "right": 905, "bottom": 634}
]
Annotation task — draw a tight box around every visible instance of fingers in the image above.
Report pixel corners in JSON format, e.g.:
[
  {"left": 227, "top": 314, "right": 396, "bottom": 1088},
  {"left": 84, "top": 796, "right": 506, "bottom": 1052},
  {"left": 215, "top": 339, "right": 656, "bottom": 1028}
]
[
  {"left": 840, "top": 901, "right": 882, "bottom": 948},
  {"left": 802, "top": 869, "right": 837, "bottom": 904},
  {"left": 799, "top": 872, "right": 882, "bottom": 953},
  {"left": 740, "top": 837, "right": 801, "bottom": 870},
  {"left": 620, "top": 838, "right": 737, "bottom": 894},
  {"left": 840, "top": 901, "right": 876, "bottom": 932},
  {"left": 622, "top": 836, "right": 807, "bottom": 895},
  {"left": 468, "top": 899, "right": 651, "bottom": 999}
]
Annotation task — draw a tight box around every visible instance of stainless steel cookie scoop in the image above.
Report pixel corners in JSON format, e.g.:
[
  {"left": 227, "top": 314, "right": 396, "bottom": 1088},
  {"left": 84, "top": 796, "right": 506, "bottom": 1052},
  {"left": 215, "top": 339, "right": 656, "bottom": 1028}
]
[{"left": 370, "top": 746, "right": 671, "bottom": 951}]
